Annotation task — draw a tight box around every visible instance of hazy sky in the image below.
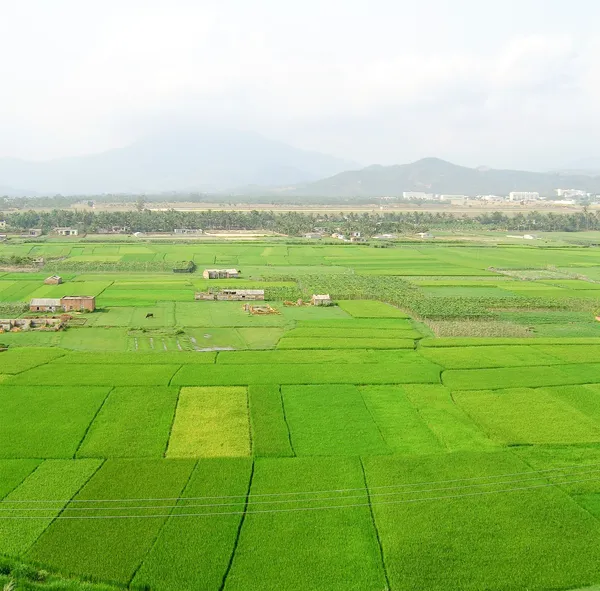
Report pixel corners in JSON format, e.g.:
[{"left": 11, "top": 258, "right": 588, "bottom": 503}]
[{"left": 1, "top": 0, "right": 599, "bottom": 170}]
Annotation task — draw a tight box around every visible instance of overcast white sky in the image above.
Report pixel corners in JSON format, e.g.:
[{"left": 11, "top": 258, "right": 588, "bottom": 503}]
[{"left": 1, "top": 0, "right": 599, "bottom": 170}]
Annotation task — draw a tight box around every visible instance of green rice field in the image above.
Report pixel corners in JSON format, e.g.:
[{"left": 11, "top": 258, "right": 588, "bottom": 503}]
[{"left": 2, "top": 238, "right": 600, "bottom": 590}]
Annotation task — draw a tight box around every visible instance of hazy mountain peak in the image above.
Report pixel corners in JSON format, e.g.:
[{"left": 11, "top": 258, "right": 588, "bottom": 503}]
[{"left": 0, "top": 128, "right": 357, "bottom": 195}]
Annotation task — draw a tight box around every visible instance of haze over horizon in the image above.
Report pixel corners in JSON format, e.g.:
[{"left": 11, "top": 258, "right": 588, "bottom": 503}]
[{"left": 2, "top": 0, "right": 600, "bottom": 172}]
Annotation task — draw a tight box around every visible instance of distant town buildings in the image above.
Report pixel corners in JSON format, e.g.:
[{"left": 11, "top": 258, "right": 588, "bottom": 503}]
[
  {"left": 476, "top": 195, "right": 504, "bottom": 201},
  {"left": 440, "top": 195, "right": 468, "bottom": 206},
  {"left": 509, "top": 192, "right": 540, "bottom": 202},
  {"left": 402, "top": 192, "right": 433, "bottom": 200},
  {"left": 555, "top": 189, "right": 589, "bottom": 199}
]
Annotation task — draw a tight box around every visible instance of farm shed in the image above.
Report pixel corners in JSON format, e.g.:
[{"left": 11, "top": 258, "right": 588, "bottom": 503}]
[
  {"left": 195, "top": 292, "right": 216, "bottom": 301},
  {"left": 30, "top": 298, "right": 62, "bottom": 312},
  {"left": 217, "top": 289, "right": 264, "bottom": 301},
  {"left": 61, "top": 296, "right": 96, "bottom": 312},
  {"left": 311, "top": 294, "right": 332, "bottom": 306},
  {"left": 303, "top": 233, "right": 322, "bottom": 239},
  {"left": 28, "top": 229, "right": 42, "bottom": 237},
  {"left": 202, "top": 268, "right": 240, "bottom": 279},
  {"left": 54, "top": 227, "right": 78, "bottom": 236},
  {"left": 174, "top": 228, "right": 203, "bottom": 235},
  {"left": 44, "top": 275, "right": 63, "bottom": 285}
]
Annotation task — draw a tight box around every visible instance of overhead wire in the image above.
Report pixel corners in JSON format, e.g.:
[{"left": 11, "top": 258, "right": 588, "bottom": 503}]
[
  {"left": 1, "top": 467, "right": 599, "bottom": 512},
  {"left": 0, "top": 473, "right": 598, "bottom": 520},
  {"left": 2, "top": 461, "right": 599, "bottom": 505}
]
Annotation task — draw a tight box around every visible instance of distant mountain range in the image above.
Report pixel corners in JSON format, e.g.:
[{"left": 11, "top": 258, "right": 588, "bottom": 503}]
[
  {"left": 0, "top": 128, "right": 356, "bottom": 195},
  {"left": 282, "top": 158, "right": 600, "bottom": 197},
  {"left": 1, "top": 130, "right": 600, "bottom": 198}
]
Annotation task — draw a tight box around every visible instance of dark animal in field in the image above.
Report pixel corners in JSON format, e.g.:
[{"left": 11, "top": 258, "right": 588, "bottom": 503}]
[{"left": 146, "top": 313, "right": 154, "bottom": 318}]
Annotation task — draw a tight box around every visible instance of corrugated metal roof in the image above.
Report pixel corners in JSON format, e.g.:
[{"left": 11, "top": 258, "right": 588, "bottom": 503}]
[
  {"left": 30, "top": 298, "right": 61, "bottom": 306},
  {"left": 62, "top": 296, "right": 94, "bottom": 300},
  {"left": 222, "top": 289, "right": 264, "bottom": 295},
  {"left": 312, "top": 294, "right": 331, "bottom": 299}
]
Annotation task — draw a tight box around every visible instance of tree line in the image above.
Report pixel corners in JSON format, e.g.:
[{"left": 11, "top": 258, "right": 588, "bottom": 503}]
[{"left": 2, "top": 208, "right": 600, "bottom": 236}]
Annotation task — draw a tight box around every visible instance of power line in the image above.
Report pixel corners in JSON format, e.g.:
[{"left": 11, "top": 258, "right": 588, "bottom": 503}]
[
  {"left": 2, "top": 467, "right": 599, "bottom": 512},
  {"left": 2, "top": 461, "right": 599, "bottom": 505},
  {"left": 0, "top": 475, "right": 597, "bottom": 520}
]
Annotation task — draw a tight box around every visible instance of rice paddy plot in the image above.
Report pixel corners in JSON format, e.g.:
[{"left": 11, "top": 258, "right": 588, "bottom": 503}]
[
  {"left": 282, "top": 385, "right": 389, "bottom": 455},
  {"left": 278, "top": 305, "right": 351, "bottom": 321},
  {"left": 127, "top": 332, "right": 193, "bottom": 352},
  {"left": 28, "top": 459, "right": 196, "bottom": 584},
  {"left": 283, "top": 327, "right": 422, "bottom": 339},
  {"left": 531, "top": 344, "right": 600, "bottom": 363},
  {"left": 277, "top": 337, "right": 416, "bottom": 349},
  {"left": 363, "top": 452, "right": 600, "bottom": 591},
  {"left": 0, "top": 460, "right": 42, "bottom": 499},
  {"left": 166, "top": 387, "right": 251, "bottom": 458},
  {"left": 0, "top": 386, "right": 111, "bottom": 458},
  {"left": 401, "top": 384, "right": 497, "bottom": 451},
  {"left": 418, "top": 345, "right": 564, "bottom": 369},
  {"left": 6, "top": 363, "right": 181, "bottom": 386},
  {"left": 359, "top": 385, "right": 443, "bottom": 454},
  {"left": 443, "top": 363, "right": 600, "bottom": 390},
  {"left": 184, "top": 328, "right": 248, "bottom": 351},
  {"left": 0, "top": 459, "right": 101, "bottom": 556},
  {"left": 77, "top": 387, "right": 180, "bottom": 458},
  {"left": 98, "top": 289, "right": 193, "bottom": 304},
  {"left": 224, "top": 456, "right": 387, "bottom": 591},
  {"left": 53, "top": 351, "right": 217, "bottom": 364},
  {"left": 357, "top": 266, "right": 494, "bottom": 276},
  {"left": 216, "top": 349, "right": 411, "bottom": 365},
  {"left": 58, "top": 328, "right": 129, "bottom": 352},
  {"left": 27, "top": 280, "right": 112, "bottom": 300},
  {"left": 236, "top": 327, "right": 285, "bottom": 349},
  {"left": 92, "top": 307, "right": 135, "bottom": 327},
  {"left": 296, "top": 318, "right": 415, "bottom": 329},
  {"left": 249, "top": 385, "right": 294, "bottom": 457},
  {"left": 129, "top": 302, "right": 176, "bottom": 328},
  {"left": 544, "top": 384, "right": 600, "bottom": 424},
  {"left": 171, "top": 360, "right": 441, "bottom": 386},
  {"left": 0, "top": 347, "right": 67, "bottom": 373},
  {"left": 0, "top": 281, "right": 42, "bottom": 302},
  {"left": 453, "top": 388, "right": 600, "bottom": 444},
  {"left": 132, "top": 458, "right": 252, "bottom": 591},
  {"left": 0, "top": 331, "right": 63, "bottom": 348}
]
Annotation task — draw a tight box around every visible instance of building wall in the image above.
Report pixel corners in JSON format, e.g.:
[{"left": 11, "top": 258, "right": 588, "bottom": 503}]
[{"left": 61, "top": 297, "right": 95, "bottom": 311}]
